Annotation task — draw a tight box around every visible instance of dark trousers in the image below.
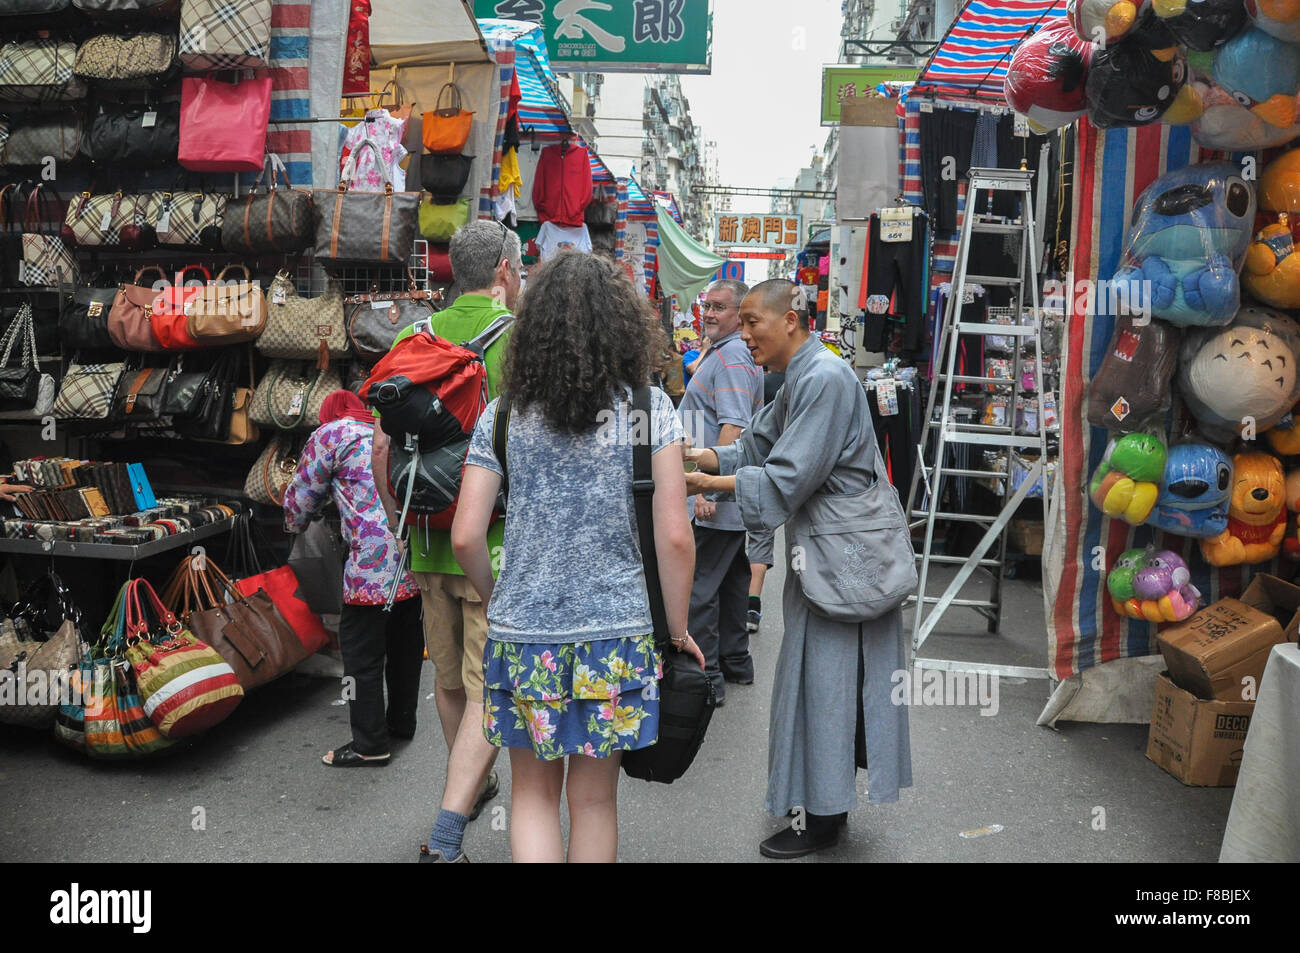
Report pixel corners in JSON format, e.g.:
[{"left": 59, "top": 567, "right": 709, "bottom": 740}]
[
  {"left": 688, "top": 524, "right": 753, "bottom": 699},
  {"left": 869, "top": 389, "right": 916, "bottom": 502},
  {"left": 338, "top": 596, "right": 424, "bottom": 755}
]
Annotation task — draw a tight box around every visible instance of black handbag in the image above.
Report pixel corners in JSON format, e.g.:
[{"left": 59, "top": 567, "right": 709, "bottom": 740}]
[
  {"left": 420, "top": 153, "right": 475, "bottom": 204},
  {"left": 59, "top": 284, "right": 118, "bottom": 350},
  {"left": 80, "top": 100, "right": 180, "bottom": 166},
  {"left": 0, "top": 183, "right": 23, "bottom": 288},
  {"left": 110, "top": 364, "right": 167, "bottom": 421},
  {"left": 174, "top": 350, "right": 235, "bottom": 441},
  {"left": 160, "top": 353, "right": 207, "bottom": 419},
  {"left": 585, "top": 199, "right": 617, "bottom": 227},
  {"left": 0, "top": 303, "right": 41, "bottom": 411}
]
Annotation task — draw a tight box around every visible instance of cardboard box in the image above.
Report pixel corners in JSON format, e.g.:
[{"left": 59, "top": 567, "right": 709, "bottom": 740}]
[
  {"left": 1146, "top": 672, "right": 1253, "bottom": 786},
  {"left": 1155, "top": 575, "right": 1297, "bottom": 700}
]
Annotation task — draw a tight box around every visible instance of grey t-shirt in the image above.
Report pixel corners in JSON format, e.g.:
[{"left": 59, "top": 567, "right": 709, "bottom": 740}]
[
  {"left": 465, "top": 387, "right": 685, "bottom": 644},
  {"left": 677, "top": 330, "right": 763, "bottom": 531}
]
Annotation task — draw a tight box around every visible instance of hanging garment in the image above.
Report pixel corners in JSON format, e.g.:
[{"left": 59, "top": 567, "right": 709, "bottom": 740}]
[
  {"left": 342, "top": 1, "right": 372, "bottom": 97},
  {"left": 338, "top": 110, "right": 408, "bottom": 192},
  {"left": 532, "top": 141, "right": 592, "bottom": 228},
  {"left": 919, "top": 107, "right": 976, "bottom": 231},
  {"left": 868, "top": 382, "right": 917, "bottom": 497},
  {"left": 536, "top": 221, "right": 591, "bottom": 261},
  {"left": 499, "top": 145, "right": 522, "bottom": 198},
  {"left": 859, "top": 210, "right": 929, "bottom": 355}
]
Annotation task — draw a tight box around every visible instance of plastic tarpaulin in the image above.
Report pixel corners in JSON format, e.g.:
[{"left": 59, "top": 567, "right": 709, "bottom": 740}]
[
  {"left": 370, "top": 0, "right": 490, "bottom": 65},
  {"left": 915, "top": 0, "right": 1068, "bottom": 100},
  {"left": 654, "top": 205, "right": 724, "bottom": 304},
  {"left": 478, "top": 19, "right": 570, "bottom": 138}
]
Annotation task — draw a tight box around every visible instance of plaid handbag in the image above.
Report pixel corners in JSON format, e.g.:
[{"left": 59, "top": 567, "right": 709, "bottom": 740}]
[
  {"left": 179, "top": 0, "right": 272, "bottom": 70},
  {"left": 0, "top": 40, "right": 86, "bottom": 103},
  {"left": 143, "top": 190, "right": 225, "bottom": 249},
  {"left": 19, "top": 186, "right": 79, "bottom": 288},
  {"left": 52, "top": 359, "right": 125, "bottom": 419},
  {"left": 122, "top": 578, "right": 243, "bottom": 739},
  {"left": 63, "top": 191, "right": 154, "bottom": 249}
]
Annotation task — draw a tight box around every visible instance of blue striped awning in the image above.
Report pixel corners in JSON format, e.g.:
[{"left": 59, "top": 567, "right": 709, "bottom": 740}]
[
  {"left": 915, "top": 0, "right": 1068, "bottom": 100},
  {"left": 478, "top": 18, "right": 571, "bottom": 137}
]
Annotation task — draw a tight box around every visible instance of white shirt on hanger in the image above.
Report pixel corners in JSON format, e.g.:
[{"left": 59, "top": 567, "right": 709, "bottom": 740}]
[{"left": 537, "top": 221, "right": 591, "bottom": 262}]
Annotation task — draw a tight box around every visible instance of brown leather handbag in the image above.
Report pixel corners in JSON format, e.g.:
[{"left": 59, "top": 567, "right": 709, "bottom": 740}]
[
  {"left": 222, "top": 154, "right": 313, "bottom": 254},
  {"left": 108, "top": 266, "right": 166, "bottom": 352},
  {"left": 312, "top": 139, "right": 419, "bottom": 264},
  {"left": 161, "top": 554, "right": 308, "bottom": 691},
  {"left": 186, "top": 264, "right": 266, "bottom": 344},
  {"left": 111, "top": 365, "right": 168, "bottom": 421}
]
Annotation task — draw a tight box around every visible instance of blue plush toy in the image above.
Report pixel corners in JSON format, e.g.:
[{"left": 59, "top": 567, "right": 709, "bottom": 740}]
[
  {"left": 1111, "top": 161, "right": 1256, "bottom": 326},
  {"left": 1211, "top": 27, "right": 1300, "bottom": 130},
  {"left": 1150, "top": 442, "right": 1233, "bottom": 538}
]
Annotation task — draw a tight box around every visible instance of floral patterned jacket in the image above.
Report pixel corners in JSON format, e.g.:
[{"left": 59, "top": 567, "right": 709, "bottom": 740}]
[{"left": 282, "top": 418, "right": 418, "bottom": 606}]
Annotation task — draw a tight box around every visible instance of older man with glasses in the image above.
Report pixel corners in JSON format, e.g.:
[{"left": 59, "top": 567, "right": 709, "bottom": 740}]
[{"left": 677, "top": 277, "right": 764, "bottom": 705}]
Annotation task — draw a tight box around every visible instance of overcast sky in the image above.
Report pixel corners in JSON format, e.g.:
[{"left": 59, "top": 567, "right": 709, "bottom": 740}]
[{"left": 682, "top": 0, "right": 843, "bottom": 195}]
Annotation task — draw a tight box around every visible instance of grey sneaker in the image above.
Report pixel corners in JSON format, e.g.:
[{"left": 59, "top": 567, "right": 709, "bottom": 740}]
[
  {"left": 418, "top": 846, "right": 469, "bottom": 863},
  {"left": 747, "top": 609, "right": 761, "bottom": 633}
]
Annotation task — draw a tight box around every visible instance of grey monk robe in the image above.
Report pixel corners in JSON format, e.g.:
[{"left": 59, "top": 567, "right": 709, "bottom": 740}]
[{"left": 713, "top": 335, "right": 912, "bottom": 815}]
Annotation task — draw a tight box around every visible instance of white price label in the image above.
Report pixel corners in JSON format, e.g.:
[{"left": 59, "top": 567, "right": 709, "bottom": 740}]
[
  {"left": 879, "top": 206, "right": 912, "bottom": 243},
  {"left": 142, "top": 110, "right": 157, "bottom": 128},
  {"left": 99, "top": 208, "right": 113, "bottom": 232},
  {"left": 1013, "top": 112, "right": 1029, "bottom": 138},
  {"left": 370, "top": 300, "right": 390, "bottom": 310},
  {"left": 876, "top": 380, "right": 899, "bottom": 416},
  {"left": 919, "top": 101, "right": 934, "bottom": 113},
  {"left": 289, "top": 389, "right": 305, "bottom": 415},
  {"left": 271, "top": 285, "right": 287, "bottom": 306}
]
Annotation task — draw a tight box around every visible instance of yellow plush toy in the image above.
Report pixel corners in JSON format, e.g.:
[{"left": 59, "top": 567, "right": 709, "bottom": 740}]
[
  {"left": 1201, "top": 452, "right": 1288, "bottom": 565},
  {"left": 1245, "top": 152, "right": 1300, "bottom": 307},
  {"left": 1266, "top": 400, "right": 1300, "bottom": 455}
]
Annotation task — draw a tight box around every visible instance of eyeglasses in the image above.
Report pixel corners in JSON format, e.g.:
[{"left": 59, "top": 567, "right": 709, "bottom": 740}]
[{"left": 700, "top": 300, "right": 735, "bottom": 313}]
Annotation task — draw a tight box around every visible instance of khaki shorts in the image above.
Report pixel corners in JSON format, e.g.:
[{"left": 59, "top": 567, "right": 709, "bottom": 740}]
[{"left": 414, "top": 571, "right": 488, "bottom": 698}]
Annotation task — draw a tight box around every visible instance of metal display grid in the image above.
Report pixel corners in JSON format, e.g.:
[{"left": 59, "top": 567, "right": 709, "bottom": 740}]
[{"left": 294, "top": 241, "right": 432, "bottom": 297}]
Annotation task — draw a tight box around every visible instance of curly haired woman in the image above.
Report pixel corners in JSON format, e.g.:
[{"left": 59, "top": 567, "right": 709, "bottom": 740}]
[{"left": 451, "top": 251, "right": 704, "bottom": 863}]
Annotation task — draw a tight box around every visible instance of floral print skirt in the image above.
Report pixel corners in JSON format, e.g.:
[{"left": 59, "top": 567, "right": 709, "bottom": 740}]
[{"left": 482, "top": 634, "right": 663, "bottom": 761}]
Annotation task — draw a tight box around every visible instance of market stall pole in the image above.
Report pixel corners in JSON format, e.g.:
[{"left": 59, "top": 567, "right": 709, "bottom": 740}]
[{"left": 907, "top": 166, "right": 1052, "bottom": 679}]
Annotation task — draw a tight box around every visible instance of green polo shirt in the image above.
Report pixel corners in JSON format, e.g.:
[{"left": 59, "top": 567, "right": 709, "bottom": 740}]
[{"left": 388, "top": 293, "right": 511, "bottom": 576}]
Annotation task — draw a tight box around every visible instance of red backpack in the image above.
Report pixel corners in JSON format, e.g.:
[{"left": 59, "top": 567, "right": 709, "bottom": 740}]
[{"left": 362, "top": 314, "right": 512, "bottom": 533}]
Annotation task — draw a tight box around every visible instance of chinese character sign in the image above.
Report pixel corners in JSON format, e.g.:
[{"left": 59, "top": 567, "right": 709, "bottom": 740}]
[
  {"left": 716, "top": 213, "right": 802, "bottom": 250},
  {"left": 476, "top": 0, "right": 710, "bottom": 73}
]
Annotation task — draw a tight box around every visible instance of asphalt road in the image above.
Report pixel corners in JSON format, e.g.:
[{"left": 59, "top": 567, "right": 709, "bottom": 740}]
[{"left": 0, "top": 545, "right": 1234, "bottom": 863}]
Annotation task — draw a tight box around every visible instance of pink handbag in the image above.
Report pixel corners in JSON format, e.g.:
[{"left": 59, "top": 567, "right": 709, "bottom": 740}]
[{"left": 178, "top": 72, "right": 273, "bottom": 173}]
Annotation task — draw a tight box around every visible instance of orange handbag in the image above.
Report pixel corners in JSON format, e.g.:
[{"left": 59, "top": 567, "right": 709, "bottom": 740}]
[
  {"left": 149, "top": 264, "right": 212, "bottom": 351},
  {"left": 421, "top": 82, "right": 473, "bottom": 155}
]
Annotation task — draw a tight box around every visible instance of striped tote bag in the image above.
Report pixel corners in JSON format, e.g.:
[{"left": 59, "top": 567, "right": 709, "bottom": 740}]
[{"left": 121, "top": 579, "right": 243, "bottom": 739}]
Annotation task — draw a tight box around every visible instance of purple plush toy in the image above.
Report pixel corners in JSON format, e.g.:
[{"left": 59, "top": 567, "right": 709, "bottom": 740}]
[{"left": 1107, "top": 547, "right": 1202, "bottom": 622}]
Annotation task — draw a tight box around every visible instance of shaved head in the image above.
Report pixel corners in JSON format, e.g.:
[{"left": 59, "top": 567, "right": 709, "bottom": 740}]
[
  {"left": 748, "top": 279, "right": 809, "bottom": 323},
  {"left": 739, "top": 279, "right": 812, "bottom": 372}
]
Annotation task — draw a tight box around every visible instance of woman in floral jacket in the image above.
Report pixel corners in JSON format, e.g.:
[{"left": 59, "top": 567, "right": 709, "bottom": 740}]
[{"left": 284, "top": 389, "right": 422, "bottom": 767}]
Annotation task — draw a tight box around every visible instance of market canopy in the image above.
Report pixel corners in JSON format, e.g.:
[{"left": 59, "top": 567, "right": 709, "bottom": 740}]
[
  {"left": 369, "top": 0, "right": 490, "bottom": 66},
  {"left": 652, "top": 191, "right": 683, "bottom": 224},
  {"left": 479, "top": 19, "right": 571, "bottom": 138},
  {"left": 914, "top": 0, "right": 1068, "bottom": 101},
  {"left": 655, "top": 205, "right": 724, "bottom": 304}
]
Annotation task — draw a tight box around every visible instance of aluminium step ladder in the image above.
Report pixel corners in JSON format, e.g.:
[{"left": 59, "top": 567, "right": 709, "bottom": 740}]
[{"left": 904, "top": 166, "right": 1053, "bottom": 680}]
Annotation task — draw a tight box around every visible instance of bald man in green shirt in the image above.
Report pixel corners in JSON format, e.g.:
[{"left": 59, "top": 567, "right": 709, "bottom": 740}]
[{"left": 372, "top": 219, "right": 520, "bottom": 862}]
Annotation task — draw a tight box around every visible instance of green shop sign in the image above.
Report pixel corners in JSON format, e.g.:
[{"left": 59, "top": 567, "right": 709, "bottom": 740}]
[
  {"left": 821, "top": 65, "right": 918, "bottom": 124},
  {"left": 475, "top": 0, "right": 712, "bottom": 73}
]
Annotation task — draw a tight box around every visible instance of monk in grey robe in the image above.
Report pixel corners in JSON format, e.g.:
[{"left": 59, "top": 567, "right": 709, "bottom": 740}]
[{"left": 686, "top": 279, "right": 912, "bottom": 859}]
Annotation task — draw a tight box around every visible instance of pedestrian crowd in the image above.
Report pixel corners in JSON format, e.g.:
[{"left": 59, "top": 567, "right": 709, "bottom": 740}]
[{"left": 282, "top": 219, "right": 913, "bottom": 862}]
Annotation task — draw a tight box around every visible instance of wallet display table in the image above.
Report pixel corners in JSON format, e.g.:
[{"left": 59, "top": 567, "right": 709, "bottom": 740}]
[{"left": 0, "top": 516, "right": 234, "bottom": 561}]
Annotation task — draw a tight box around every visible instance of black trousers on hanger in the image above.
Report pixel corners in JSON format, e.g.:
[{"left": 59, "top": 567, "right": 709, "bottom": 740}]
[
  {"left": 920, "top": 108, "right": 976, "bottom": 231},
  {"left": 863, "top": 212, "right": 928, "bottom": 355},
  {"left": 869, "top": 387, "right": 916, "bottom": 499}
]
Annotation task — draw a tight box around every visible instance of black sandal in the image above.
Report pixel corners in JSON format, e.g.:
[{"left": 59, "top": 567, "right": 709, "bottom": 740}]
[{"left": 322, "top": 742, "right": 391, "bottom": 767}]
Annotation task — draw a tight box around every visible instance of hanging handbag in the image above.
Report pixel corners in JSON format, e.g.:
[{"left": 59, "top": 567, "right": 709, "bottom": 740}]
[
  {"left": 81, "top": 100, "right": 180, "bottom": 166},
  {"left": 250, "top": 359, "right": 342, "bottom": 430},
  {"left": 0, "top": 301, "right": 55, "bottom": 417},
  {"left": 192, "top": 353, "right": 258, "bottom": 444},
  {"left": 422, "top": 82, "right": 473, "bottom": 155},
  {"left": 60, "top": 284, "right": 118, "bottom": 350},
  {"left": 19, "top": 185, "right": 79, "bottom": 287},
  {"left": 108, "top": 265, "right": 168, "bottom": 351},
  {"left": 257, "top": 272, "right": 349, "bottom": 360},
  {"left": 345, "top": 282, "right": 435, "bottom": 366},
  {"left": 221, "top": 153, "right": 313, "bottom": 254},
  {"left": 52, "top": 358, "right": 125, "bottom": 419},
  {"left": 0, "top": 303, "right": 42, "bottom": 411},
  {"left": 144, "top": 190, "right": 225, "bottom": 249},
  {"left": 186, "top": 263, "right": 266, "bottom": 344},
  {"left": 110, "top": 363, "right": 168, "bottom": 421},
  {"left": 312, "top": 138, "right": 420, "bottom": 264},
  {"left": 173, "top": 347, "right": 234, "bottom": 439},
  {"left": 121, "top": 578, "right": 244, "bottom": 739},
  {"left": 161, "top": 552, "right": 308, "bottom": 690},
  {"left": 618, "top": 386, "right": 717, "bottom": 784},
  {"left": 72, "top": 0, "right": 179, "bottom": 14},
  {"left": 73, "top": 32, "right": 179, "bottom": 88},
  {"left": 1, "top": 184, "right": 22, "bottom": 287},
  {"left": 0, "top": 570, "right": 83, "bottom": 729},
  {"left": 62, "top": 190, "right": 154, "bottom": 249},
  {"left": 287, "top": 519, "right": 345, "bottom": 617},
  {"left": 243, "top": 431, "right": 303, "bottom": 505},
  {"left": 159, "top": 351, "right": 206, "bottom": 419},
  {"left": 0, "top": 0, "right": 71, "bottom": 12},
  {"left": 418, "top": 197, "right": 470, "bottom": 242},
  {"left": 179, "top": 0, "right": 272, "bottom": 70},
  {"left": 146, "top": 263, "right": 210, "bottom": 350},
  {"left": 420, "top": 153, "right": 475, "bottom": 203},
  {"left": 2, "top": 111, "right": 82, "bottom": 165},
  {"left": 585, "top": 199, "right": 617, "bottom": 227},
  {"left": 178, "top": 71, "right": 272, "bottom": 173},
  {"left": 226, "top": 510, "right": 330, "bottom": 653},
  {"left": 0, "top": 40, "right": 87, "bottom": 103}
]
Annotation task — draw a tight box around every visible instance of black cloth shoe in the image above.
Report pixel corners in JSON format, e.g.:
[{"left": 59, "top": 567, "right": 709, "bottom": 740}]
[
  {"left": 468, "top": 770, "right": 500, "bottom": 822},
  {"left": 759, "top": 813, "right": 846, "bottom": 859}
]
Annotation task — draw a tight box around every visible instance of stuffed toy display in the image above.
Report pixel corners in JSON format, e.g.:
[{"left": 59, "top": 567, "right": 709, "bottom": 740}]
[
  {"left": 1069, "top": 0, "right": 1174, "bottom": 46},
  {"left": 1153, "top": 0, "right": 1247, "bottom": 50},
  {"left": 1187, "top": 73, "right": 1300, "bottom": 149},
  {"left": 1284, "top": 467, "right": 1300, "bottom": 557},
  {"left": 1150, "top": 442, "right": 1234, "bottom": 537},
  {"left": 1085, "top": 40, "right": 1198, "bottom": 126},
  {"left": 1245, "top": 150, "right": 1300, "bottom": 307},
  {"left": 1087, "top": 313, "right": 1181, "bottom": 430},
  {"left": 1179, "top": 305, "right": 1300, "bottom": 442},
  {"left": 1110, "top": 162, "right": 1256, "bottom": 327},
  {"left": 1247, "top": 0, "right": 1300, "bottom": 43},
  {"left": 1201, "top": 451, "right": 1287, "bottom": 564},
  {"left": 1004, "top": 18, "right": 1093, "bottom": 132},
  {"left": 1089, "top": 431, "right": 1168, "bottom": 523},
  {"left": 1265, "top": 400, "right": 1300, "bottom": 453},
  {"left": 1211, "top": 26, "right": 1300, "bottom": 129},
  {"left": 1107, "top": 547, "right": 1203, "bottom": 621}
]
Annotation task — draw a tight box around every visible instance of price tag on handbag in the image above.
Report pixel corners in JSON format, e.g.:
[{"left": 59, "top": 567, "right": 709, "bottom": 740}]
[
  {"left": 99, "top": 208, "right": 113, "bottom": 232},
  {"left": 875, "top": 380, "right": 899, "bottom": 416},
  {"left": 289, "top": 388, "right": 306, "bottom": 416},
  {"left": 142, "top": 110, "right": 157, "bottom": 128},
  {"left": 879, "top": 206, "right": 912, "bottom": 243},
  {"left": 155, "top": 198, "right": 171, "bottom": 234},
  {"left": 271, "top": 284, "right": 287, "bottom": 306}
]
